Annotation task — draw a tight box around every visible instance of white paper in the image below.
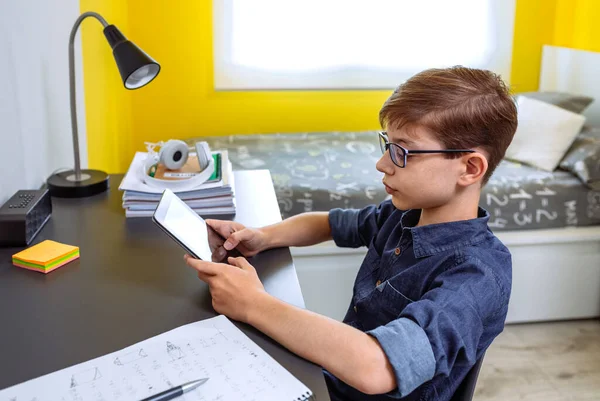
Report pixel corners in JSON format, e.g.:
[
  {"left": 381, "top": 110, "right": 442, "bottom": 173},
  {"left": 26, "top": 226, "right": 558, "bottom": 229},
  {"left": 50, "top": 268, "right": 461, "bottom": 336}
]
[{"left": 0, "top": 315, "right": 312, "bottom": 401}]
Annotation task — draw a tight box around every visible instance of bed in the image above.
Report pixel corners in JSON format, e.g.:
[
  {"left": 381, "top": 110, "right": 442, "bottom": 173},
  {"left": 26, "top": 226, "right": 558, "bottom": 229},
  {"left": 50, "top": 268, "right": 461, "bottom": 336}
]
[
  {"left": 191, "top": 130, "right": 600, "bottom": 324},
  {"left": 197, "top": 131, "right": 600, "bottom": 232}
]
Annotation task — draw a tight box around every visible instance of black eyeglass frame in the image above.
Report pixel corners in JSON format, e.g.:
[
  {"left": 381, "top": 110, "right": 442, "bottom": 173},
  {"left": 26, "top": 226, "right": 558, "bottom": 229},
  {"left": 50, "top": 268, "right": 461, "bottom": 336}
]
[{"left": 378, "top": 131, "right": 475, "bottom": 168}]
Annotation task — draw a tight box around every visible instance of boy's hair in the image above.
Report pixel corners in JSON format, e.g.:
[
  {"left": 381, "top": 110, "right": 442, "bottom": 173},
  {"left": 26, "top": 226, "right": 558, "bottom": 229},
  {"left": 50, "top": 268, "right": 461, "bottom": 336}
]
[{"left": 379, "top": 66, "right": 518, "bottom": 185}]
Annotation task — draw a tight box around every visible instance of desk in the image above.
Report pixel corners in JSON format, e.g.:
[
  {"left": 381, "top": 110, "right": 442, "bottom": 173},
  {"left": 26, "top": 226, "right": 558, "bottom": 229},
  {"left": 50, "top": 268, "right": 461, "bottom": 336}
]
[{"left": 0, "top": 170, "right": 330, "bottom": 400}]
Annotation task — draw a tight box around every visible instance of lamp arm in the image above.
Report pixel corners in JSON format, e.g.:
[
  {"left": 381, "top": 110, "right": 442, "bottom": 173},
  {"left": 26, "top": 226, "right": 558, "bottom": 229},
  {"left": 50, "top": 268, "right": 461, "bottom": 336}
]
[{"left": 68, "top": 12, "right": 109, "bottom": 181}]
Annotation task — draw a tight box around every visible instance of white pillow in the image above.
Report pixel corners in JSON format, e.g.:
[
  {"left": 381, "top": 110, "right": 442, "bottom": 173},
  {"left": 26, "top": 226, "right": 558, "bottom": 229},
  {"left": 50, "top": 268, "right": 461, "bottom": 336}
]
[{"left": 505, "top": 96, "right": 586, "bottom": 171}]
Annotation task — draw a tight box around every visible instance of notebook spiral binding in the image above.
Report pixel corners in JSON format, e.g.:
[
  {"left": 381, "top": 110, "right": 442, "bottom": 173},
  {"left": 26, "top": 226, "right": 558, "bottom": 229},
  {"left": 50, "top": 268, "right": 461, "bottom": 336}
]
[{"left": 295, "top": 390, "right": 315, "bottom": 400}]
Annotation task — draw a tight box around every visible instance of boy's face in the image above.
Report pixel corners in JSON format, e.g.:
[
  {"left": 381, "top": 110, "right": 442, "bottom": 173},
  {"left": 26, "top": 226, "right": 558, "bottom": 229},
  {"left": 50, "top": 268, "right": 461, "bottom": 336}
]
[{"left": 376, "top": 125, "right": 467, "bottom": 211}]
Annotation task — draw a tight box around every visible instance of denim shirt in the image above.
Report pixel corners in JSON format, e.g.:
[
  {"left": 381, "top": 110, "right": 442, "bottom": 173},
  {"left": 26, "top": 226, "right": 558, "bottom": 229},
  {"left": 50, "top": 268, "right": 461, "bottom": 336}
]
[{"left": 324, "top": 200, "right": 512, "bottom": 401}]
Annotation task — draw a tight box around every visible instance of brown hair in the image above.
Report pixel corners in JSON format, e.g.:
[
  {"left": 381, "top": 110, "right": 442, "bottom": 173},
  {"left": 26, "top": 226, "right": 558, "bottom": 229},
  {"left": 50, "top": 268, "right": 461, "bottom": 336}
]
[{"left": 379, "top": 66, "right": 518, "bottom": 185}]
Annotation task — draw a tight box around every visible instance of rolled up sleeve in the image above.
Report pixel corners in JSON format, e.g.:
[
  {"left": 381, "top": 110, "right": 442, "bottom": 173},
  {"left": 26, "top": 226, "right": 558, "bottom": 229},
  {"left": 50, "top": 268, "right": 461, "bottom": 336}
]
[
  {"left": 328, "top": 200, "right": 395, "bottom": 248},
  {"left": 368, "top": 318, "right": 436, "bottom": 397},
  {"left": 329, "top": 208, "right": 362, "bottom": 248}
]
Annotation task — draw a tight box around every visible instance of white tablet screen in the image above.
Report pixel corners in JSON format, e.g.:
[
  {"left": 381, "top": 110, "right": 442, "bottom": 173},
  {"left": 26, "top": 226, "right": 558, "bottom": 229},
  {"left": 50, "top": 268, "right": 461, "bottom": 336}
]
[{"left": 162, "top": 196, "right": 213, "bottom": 261}]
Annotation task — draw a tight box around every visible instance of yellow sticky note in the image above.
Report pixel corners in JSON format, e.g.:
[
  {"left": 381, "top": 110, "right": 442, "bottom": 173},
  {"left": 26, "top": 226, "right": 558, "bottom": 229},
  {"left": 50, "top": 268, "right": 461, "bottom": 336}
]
[{"left": 12, "top": 240, "right": 79, "bottom": 266}]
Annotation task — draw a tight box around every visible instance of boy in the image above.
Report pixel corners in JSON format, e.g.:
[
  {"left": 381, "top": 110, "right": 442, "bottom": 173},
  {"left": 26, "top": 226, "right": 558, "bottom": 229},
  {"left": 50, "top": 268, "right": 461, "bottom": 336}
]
[{"left": 185, "top": 66, "right": 518, "bottom": 400}]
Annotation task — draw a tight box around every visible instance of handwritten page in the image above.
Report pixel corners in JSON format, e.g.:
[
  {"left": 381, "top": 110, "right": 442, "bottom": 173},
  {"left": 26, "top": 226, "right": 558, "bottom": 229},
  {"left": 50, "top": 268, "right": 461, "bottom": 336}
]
[{"left": 0, "top": 315, "right": 312, "bottom": 401}]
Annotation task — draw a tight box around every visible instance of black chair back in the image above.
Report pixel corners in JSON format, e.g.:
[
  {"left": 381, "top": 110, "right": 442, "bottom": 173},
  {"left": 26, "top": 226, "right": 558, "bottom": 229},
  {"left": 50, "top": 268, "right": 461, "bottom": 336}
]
[{"left": 450, "top": 354, "right": 486, "bottom": 401}]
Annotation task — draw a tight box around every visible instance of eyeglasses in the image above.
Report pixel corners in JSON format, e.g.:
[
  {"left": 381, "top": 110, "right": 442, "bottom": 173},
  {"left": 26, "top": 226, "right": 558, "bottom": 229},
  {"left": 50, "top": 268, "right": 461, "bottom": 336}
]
[{"left": 378, "top": 131, "right": 475, "bottom": 168}]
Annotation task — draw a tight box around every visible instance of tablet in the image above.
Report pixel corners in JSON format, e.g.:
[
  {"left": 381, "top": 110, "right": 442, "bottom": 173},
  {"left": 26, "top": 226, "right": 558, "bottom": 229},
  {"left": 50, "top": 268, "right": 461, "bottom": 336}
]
[{"left": 153, "top": 189, "right": 217, "bottom": 260}]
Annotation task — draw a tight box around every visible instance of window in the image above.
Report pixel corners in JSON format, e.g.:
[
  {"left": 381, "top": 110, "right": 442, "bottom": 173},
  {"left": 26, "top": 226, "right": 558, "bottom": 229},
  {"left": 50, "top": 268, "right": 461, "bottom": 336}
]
[{"left": 213, "top": 0, "right": 516, "bottom": 90}]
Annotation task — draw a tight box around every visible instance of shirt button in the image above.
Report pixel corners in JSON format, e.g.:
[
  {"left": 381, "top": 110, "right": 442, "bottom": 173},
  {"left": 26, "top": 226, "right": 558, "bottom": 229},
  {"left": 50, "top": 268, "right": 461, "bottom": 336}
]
[
  {"left": 394, "top": 247, "right": 401, "bottom": 256},
  {"left": 353, "top": 305, "right": 358, "bottom": 313},
  {"left": 376, "top": 280, "right": 382, "bottom": 287}
]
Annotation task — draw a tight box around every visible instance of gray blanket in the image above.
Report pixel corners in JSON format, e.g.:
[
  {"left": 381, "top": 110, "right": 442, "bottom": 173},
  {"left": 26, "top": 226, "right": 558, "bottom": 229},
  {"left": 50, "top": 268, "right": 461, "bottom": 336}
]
[{"left": 191, "top": 132, "right": 600, "bottom": 231}]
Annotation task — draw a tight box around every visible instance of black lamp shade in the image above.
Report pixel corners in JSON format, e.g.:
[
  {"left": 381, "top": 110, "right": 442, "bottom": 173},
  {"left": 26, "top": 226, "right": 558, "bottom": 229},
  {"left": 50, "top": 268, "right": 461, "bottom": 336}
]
[{"left": 103, "top": 25, "right": 160, "bottom": 89}]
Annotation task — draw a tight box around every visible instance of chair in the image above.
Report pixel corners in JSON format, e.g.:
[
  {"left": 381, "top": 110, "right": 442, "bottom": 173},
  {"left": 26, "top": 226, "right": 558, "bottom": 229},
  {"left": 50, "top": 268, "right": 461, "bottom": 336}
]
[{"left": 450, "top": 354, "right": 486, "bottom": 401}]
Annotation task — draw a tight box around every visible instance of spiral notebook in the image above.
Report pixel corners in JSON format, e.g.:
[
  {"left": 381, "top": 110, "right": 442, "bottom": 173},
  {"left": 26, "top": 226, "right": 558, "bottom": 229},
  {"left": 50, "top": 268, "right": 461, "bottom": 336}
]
[{"left": 0, "top": 315, "right": 313, "bottom": 401}]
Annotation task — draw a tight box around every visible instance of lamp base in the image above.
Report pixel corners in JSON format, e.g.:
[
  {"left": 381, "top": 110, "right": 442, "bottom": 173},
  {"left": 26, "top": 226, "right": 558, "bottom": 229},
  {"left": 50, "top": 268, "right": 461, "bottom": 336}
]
[{"left": 47, "top": 169, "right": 109, "bottom": 198}]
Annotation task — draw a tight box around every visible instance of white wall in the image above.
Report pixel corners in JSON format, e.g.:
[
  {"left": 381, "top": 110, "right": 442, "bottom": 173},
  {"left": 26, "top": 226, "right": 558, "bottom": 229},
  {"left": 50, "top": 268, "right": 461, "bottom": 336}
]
[
  {"left": 540, "top": 45, "right": 600, "bottom": 126},
  {"left": 0, "top": 0, "right": 87, "bottom": 205}
]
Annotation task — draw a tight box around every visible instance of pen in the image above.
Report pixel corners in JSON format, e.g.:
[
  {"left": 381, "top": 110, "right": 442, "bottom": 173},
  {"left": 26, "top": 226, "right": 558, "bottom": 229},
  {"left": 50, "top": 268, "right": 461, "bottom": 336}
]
[{"left": 140, "top": 378, "right": 209, "bottom": 401}]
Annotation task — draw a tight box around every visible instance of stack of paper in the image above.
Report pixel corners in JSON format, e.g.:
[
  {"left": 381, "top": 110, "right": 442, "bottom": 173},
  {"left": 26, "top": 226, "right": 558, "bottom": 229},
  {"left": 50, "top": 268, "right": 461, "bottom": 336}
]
[
  {"left": 119, "top": 150, "right": 236, "bottom": 218},
  {"left": 12, "top": 240, "right": 80, "bottom": 273}
]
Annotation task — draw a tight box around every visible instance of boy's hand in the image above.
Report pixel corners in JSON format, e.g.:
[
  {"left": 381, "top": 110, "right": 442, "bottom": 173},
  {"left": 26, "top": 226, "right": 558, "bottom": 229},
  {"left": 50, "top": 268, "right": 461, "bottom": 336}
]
[
  {"left": 206, "top": 219, "right": 269, "bottom": 259},
  {"left": 184, "top": 254, "right": 268, "bottom": 323}
]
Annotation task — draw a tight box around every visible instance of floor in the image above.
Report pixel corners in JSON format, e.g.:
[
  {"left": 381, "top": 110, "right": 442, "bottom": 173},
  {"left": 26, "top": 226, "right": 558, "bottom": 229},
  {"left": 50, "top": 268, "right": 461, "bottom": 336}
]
[{"left": 474, "top": 319, "right": 600, "bottom": 400}]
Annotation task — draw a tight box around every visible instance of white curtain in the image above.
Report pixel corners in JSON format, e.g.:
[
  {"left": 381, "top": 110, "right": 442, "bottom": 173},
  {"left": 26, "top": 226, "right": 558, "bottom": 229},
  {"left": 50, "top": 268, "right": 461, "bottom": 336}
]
[
  {"left": 213, "top": 0, "right": 516, "bottom": 90},
  {"left": 0, "top": 0, "right": 86, "bottom": 204}
]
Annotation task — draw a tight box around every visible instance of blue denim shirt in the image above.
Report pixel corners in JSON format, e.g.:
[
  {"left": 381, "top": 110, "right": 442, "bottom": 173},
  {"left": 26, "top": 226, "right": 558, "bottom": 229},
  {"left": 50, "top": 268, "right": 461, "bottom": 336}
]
[{"left": 324, "top": 200, "right": 512, "bottom": 401}]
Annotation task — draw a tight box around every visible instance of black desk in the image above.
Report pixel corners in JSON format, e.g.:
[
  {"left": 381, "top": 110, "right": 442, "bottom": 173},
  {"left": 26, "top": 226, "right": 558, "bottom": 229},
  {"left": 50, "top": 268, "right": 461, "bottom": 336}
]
[{"left": 0, "top": 170, "right": 330, "bottom": 400}]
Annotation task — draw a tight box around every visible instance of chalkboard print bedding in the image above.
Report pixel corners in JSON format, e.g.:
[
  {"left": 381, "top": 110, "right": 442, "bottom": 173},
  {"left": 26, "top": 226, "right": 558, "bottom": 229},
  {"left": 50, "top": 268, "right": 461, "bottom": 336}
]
[{"left": 190, "top": 131, "right": 600, "bottom": 231}]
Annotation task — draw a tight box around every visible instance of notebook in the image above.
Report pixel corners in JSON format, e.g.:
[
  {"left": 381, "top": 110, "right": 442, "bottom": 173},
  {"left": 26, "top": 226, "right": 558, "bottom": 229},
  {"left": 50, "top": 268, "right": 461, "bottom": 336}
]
[
  {"left": 151, "top": 153, "right": 222, "bottom": 182},
  {"left": 12, "top": 240, "right": 80, "bottom": 273},
  {"left": 0, "top": 315, "right": 313, "bottom": 401}
]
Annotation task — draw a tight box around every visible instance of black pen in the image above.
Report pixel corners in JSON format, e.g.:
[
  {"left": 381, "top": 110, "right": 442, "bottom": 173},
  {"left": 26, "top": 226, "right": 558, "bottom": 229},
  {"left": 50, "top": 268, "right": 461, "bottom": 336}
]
[{"left": 140, "top": 378, "right": 209, "bottom": 401}]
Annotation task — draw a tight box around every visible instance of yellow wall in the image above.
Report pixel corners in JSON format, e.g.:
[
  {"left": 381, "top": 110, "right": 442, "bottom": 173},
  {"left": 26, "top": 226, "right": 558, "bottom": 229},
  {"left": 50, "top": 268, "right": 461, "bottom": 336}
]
[
  {"left": 554, "top": 0, "right": 600, "bottom": 52},
  {"left": 81, "top": 0, "right": 600, "bottom": 173},
  {"left": 510, "top": 0, "right": 600, "bottom": 93},
  {"left": 509, "top": 0, "right": 557, "bottom": 93},
  {"left": 80, "top": 0, "right": 133, "bottom": 173}
]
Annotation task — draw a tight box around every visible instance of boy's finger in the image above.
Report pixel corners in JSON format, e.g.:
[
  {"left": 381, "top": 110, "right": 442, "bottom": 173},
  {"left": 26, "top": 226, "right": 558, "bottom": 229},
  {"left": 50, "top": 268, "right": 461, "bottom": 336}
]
[
  {"left": 206, "top": 219, "right": 232, "bottom": 238},
  {"left": 184, "top": 254, "right": 220, "bottom": 275},
  {"left": 211, "top": 247, "right": 227, "bottom": 262},
  {"left": 224, "top": 229, "right": 252, "bottom": 250},
  {"left": 197, "top": 271, "right": 213, "bottom": 283},
  {"left": 205, "top": 219, "right": 220, "bottom": 228},
  {"left": 227, "top": 256, "right": 254, "bottom": 272}
]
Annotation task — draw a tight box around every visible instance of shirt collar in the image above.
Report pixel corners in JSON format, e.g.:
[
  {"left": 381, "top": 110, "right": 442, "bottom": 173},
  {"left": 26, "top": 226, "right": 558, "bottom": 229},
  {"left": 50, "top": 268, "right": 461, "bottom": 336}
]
[{"left": 400, "top": 208, "right": 491, "bottom": 258}]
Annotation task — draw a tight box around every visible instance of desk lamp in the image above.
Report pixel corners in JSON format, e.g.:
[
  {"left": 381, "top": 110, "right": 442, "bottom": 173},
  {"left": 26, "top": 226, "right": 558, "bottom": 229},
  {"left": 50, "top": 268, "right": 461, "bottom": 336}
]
[{"left": 47, "top": 11, "right": 160, "bottom": 198}]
